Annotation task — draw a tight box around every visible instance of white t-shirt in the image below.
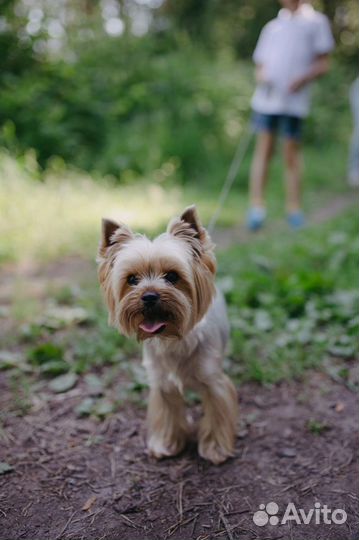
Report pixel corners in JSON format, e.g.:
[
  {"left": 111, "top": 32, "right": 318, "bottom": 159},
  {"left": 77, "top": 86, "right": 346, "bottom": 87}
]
[{"left": 251, "top": 3, "right": 335, "bottom": 118}]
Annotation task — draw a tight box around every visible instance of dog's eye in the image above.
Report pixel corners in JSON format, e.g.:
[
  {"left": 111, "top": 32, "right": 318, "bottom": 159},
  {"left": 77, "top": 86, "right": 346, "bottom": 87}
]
[
  {"left": 127, "top": 274, "right": 139, "bottom": 286},
  {"left": 164, "top": 271, "right": 179, "bottom": 284}
]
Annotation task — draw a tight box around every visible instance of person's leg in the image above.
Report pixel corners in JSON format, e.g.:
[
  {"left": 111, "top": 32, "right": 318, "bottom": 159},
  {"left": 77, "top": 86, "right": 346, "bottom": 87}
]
[
  {"left": 249, "top": 130, "right": 276, "bottom": 209},
  {"left": 281, "top": 116, "right": 305, "bottom": 229},
  {"left": 283, "top": 137, "right": 302, "bottom": 213},
  {"left": 247, "top": 114, "right": 276, "bottom": 230}
]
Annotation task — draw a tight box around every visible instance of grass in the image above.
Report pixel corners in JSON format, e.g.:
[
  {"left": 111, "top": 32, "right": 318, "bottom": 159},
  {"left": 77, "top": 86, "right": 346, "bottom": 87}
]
[
  {"left": 1, "top": 204, "right": 357, "bottom": 401},
  {"left": 0, "top": 124, "right": 351, "bottom": 263},
  {"left": 0, "top": 144, "right": 357, "bottom": 418},
  {"left": 220, "top": 207, "right": 358, "bottom": 383}
]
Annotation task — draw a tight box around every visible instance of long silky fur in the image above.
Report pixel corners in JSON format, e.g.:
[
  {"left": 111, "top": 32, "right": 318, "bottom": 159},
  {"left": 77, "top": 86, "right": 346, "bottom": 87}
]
[{"left": 96, "top": 206, "right": 238, "bottom": 465}]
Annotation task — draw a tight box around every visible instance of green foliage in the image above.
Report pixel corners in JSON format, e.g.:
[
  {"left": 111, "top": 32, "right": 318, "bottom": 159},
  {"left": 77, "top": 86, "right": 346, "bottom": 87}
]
[
  {"left": 170, "top": 0, "right": 279, "bottom": 56},
  {"left": 0, "top": 40, "right": 253, "bottom": 182},
  {"left": 306, "top": 64, "right": 353, "bottom": 145},
  {"left": 0, "top": 151, "right": 187, "bottom": 262},
  {"left": 2, "top": 206, "right": 356, "bottom": 413},
  {"left": 0, "top": 0, "right": 355, "bottom": 183},
  {"left": 220, "top": 208, "right": 358, "bottom": 384},
  {"left": 0, "top": 462, "right": 14, "bottom": 475},
  {"left": 307, "top": 419, "right": 330, "bottom": 435},
  {"left": 49, "top": 372, "right": 78, "bottom": 393},
  {"left": 27, "top": 343, "right": 64, "bottom": 365},
  {"left": 39, "top": 360, "right": 69, "bottom": 376}
]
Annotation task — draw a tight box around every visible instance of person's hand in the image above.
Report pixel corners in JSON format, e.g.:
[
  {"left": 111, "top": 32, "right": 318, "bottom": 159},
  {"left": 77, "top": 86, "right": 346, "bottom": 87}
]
[{"left": 289, "top": 76, "right": 308, "bottom": 93}]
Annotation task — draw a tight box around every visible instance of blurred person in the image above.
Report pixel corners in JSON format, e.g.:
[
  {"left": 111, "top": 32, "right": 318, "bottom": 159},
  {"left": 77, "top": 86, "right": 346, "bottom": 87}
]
[
  {"left": 247, "top": 0, "right": 334, "bottom": 231},
  {"left": 347, "top": 77, "right": 359, "bottom": 187}
]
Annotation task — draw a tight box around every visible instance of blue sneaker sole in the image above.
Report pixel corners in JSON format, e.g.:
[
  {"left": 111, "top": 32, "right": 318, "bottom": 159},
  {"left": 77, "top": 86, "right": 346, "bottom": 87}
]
[
  {"left": 287, "top": 214, "right": 305, "bottom": 229},
  {"left": 246, "top": 218, "right": 265, "bottom": 231}
]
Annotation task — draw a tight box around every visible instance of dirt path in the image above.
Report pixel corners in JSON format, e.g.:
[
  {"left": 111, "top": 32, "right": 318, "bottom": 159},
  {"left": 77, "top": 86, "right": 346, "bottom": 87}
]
[{"left": 0, "top": 371, "right": 357, "bottom": 540}]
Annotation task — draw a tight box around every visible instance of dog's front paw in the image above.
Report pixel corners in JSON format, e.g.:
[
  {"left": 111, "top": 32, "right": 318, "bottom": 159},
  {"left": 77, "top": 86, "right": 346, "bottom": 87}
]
[
  {"left": 198, "top": 438, "right": 234, "bottom": 465},
  {"left": 147, "top": 433, "right": 186, "bottom": 459}
]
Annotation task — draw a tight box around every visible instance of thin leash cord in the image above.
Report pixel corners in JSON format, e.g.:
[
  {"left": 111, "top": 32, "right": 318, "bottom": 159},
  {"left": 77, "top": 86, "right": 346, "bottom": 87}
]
[{"left": 207, "top": 125, "right": 254, "bottom": 235}]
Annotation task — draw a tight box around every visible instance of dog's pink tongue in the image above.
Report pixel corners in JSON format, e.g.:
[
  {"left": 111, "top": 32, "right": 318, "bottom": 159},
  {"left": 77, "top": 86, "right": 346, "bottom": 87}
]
[{"left": 139, "top": 322, "right": 166, "bottom": 334}]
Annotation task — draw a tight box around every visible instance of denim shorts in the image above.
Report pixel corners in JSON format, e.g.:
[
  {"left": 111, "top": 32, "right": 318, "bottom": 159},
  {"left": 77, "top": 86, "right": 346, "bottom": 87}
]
[{"left": 252, "top": 112, "right": 303, "bottom": 140}]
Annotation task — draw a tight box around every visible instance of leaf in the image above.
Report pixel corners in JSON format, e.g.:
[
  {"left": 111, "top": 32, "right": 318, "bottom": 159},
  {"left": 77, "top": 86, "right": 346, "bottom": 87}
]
[
  {"left": 75, "top": 397, "right": 95, "bottom": 417},
  {"left": 296, "top": 329, "right": 312, "bottom": 345},
  {"left": 277, "top": 447, "right": 297, "bottom": 458},
  {"left": 39, "top": 306, "right": 91, "bottom": 330},
  {"left": 84, "top": 374, "right": 104, "bottom": 396},
  {"left": 275, "top": 334, "right": 292, "bottom": 347},
  {"left": 257, "top": 293, "right": 275, "bottom": 306},
  {"left": 55, "top": 285, "right": 82, "bottom": 305},
  {"left": 129, "top": 364, "right": 148, "bottom": 392},
  {"left": 251, "top": 255, "right": 275, "bottom": 272},
  {"left": 307, "top": 419, "right": 330, "bottom": 435},
  {"left": 328, "top": 232, "right": 347, "bottom": 245},
  {"left": 19, "top": 323, "right": 44, "bottom": 342},
  {"left": 254, "top": 310, "right": 273, "bottom": 332},
  {"left": 217, "top": 276, "right": 234, "bottom": 294},
  {"left": 94, "top": 399, "right": 113, "bottom": 418},
  {"left": 327, "top": 345, "right": 355, "bottom": 358},
  {"left": 40, "top": 360, "right": 70, "bottom": 377},
  {"left": 82, "top": 495, "right": 97, "bottom": 512},
  {"left": 0, "top": 351, "right": 24, "bottom": 370},
  {"left": 28, "top": 343, "right": 64, "bottom": 365},
  {"left": 334, "top": 402, "right": 345, "bottom": 413},
  {"left": 0, "top": 462, "right": 14, "bottom": 475},
  {"left": 49, "top": 373, "right": 78, "bottom": 393}
]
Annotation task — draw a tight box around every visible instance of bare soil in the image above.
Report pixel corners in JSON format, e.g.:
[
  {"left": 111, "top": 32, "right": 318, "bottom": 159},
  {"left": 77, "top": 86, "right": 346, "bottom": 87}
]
[{"left": 0, "top": 370, "right": 358, "bottom": 540}]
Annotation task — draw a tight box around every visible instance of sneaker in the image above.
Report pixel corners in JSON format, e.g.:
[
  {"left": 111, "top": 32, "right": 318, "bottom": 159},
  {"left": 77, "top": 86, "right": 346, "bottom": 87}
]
[
  {"left": 287, "top": 211, "right": 305, "bottom": 230},
  {"left": 246, "top": 207, "right": 266, "bottom": 231}
]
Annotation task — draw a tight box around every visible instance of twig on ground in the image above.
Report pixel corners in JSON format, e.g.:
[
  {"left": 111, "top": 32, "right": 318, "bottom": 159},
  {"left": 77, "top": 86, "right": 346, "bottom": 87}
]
[
  {"left": 224, "top": 509, "right": 248, "bottom": 516},
  {"left": 191, "top": 513, "right": 199, "bottom": 537},
  {"left": 165, "top": 514, "right": 198, "bottom": 537},
  {"left": 177, "top": 481, "right": 184, "bottom": 522},
  {"left": 120, "top": 514, "right": 138, "bottom": 528},
  {"left": 219, "top": 512, "right": 234, "bottom": 540},
  {"left": 55, "top": 510, "right": 77, "bottom": 540}
]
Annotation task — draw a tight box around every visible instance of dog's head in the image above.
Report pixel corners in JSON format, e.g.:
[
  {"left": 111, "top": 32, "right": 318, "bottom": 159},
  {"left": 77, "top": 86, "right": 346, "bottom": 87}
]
[{"left": 97, "top": 206, "right": 216, "bottom": 340}]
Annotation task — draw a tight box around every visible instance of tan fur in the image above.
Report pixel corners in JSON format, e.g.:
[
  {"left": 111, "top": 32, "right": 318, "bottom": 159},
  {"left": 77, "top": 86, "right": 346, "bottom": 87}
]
[
  {"left": 147, "top": 385, "right": 190, "bottom": 458},
  {"left": 97, "top": 205, "right": 238, "bottom": 464},
  {"left": 198, "top": 374, "right": 238, "bottom": 464}
]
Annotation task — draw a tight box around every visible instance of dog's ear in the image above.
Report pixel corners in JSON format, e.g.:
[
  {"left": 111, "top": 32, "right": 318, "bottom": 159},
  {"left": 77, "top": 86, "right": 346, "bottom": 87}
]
[
  {"left": 167, "top": 205, "right": 216, "bottom": 275},
  {"left": 97, "top": 219, "right": 134, "bottom": 328},
  {"left": 101, "top": 219, "right": 120, "bottom": 248},
  {"left": 99, "top": 218, "right": 133, "bottom": 257},
  {"left": 180, "top": 205, "right": 202, "bottom": 238},
  {"left": 167, "top": 205, "right": 203, "bottom": 243},
  {"left": 172, "top": 206, "right": 217, "bottom": 320},
  {"left": 167, "top": 205, "right": 210, "bottom": 246}
]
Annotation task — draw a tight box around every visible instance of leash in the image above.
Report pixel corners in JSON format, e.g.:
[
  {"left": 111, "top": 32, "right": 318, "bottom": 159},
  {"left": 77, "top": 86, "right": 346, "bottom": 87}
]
[{"left": 207, "top": 125, "right": 254, "bottom": 235}]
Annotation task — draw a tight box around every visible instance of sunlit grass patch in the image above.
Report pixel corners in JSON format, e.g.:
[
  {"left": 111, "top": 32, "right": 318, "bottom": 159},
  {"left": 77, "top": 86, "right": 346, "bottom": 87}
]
[
  {"left": 0, "top": 151, "right": 182, "bottom": 262},
  {"left": 0, "top": 150, "right": 248, "bottom": 263}
]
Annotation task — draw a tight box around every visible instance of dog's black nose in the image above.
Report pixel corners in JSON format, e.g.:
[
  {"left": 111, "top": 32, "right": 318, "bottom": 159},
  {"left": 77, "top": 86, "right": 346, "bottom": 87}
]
[{"left": 142, "top": 292, "right": 160, "bottom": 305}]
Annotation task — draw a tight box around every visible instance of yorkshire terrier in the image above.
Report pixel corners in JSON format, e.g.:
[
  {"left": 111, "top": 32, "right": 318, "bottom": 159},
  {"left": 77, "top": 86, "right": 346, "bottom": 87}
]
[{"left": 97, "top": 206, "right": 238, "bottom": 464}]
